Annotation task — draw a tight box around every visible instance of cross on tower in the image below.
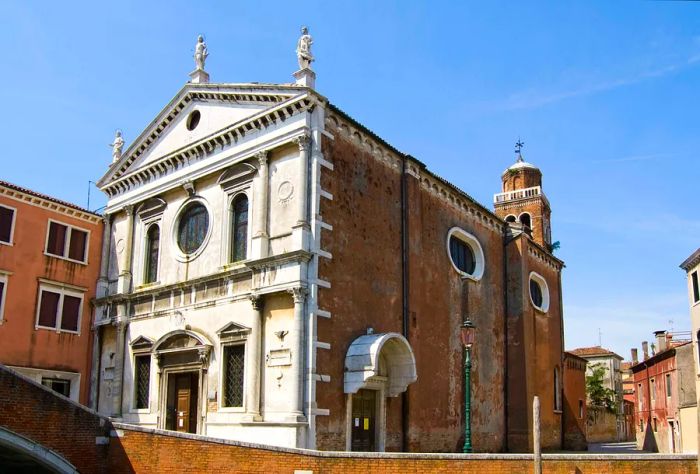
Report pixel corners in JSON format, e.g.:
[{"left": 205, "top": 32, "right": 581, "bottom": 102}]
[{"left": 515, "top": 138, "right": 525, "bottom": 162}]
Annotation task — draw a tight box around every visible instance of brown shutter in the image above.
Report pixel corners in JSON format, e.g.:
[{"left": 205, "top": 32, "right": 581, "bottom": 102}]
[
  {"left": 38, "top": 290, "right": 60, "bottom": 328},
  {"left": 47, "top": 222, "right": 67, "bottom": 256},
  {"left": 68, "top": 229, "right": 87, "bottom": 262},
  {"left": 60, "top": 295, "right": 81, "bottom": 331},
  {"left": 0, "top": 207, "right": 13, "bottom": 243}
]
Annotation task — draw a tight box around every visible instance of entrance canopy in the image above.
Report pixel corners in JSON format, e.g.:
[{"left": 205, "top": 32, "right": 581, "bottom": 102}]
[{"left": 344, "top": 332, "right": 417, "bottom": 397}]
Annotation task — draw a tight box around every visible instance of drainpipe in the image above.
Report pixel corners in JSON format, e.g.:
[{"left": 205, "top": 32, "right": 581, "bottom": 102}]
[{"left": 400, "top": 155, "right": 410, "bottom": 452}]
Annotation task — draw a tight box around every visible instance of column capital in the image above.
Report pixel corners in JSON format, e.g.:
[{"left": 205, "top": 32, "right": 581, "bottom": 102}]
[
  {"left": 255, "top": 150, "right": 269, "bottom": 168},
  {"left": 249, "top": 293, "right": 265, "bottom": 311},
  {"left": 102, "top": 213, "right": 114, "bottom": 226},
  {"left": 287, "top": 286, "right": 308, "bottom": 304},
  {"left": 198, "top": 346, "right": 211, "bottom": 368},
  {"left": 293, "top": 134, "right": 311, "bottom": 152},
  {"left": 123, "top": 204, "right": 135, "bottom": 216}
]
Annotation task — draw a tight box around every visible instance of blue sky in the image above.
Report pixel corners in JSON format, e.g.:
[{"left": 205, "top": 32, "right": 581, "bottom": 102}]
[{"left": 1, "top": 1, "right": 698, "bottom": 359}]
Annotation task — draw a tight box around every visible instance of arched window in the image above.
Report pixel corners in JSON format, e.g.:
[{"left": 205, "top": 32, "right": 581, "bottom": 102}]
[
  {"left": 144, "top": 224, "right": 160, "bottom": 284},
  {"left": 505, "top": 215, "right": 517, "bottom": 223},
  {"left": 231, "top": 194, "right": 249, "bottom": 262},
  {"left": 519, "top": 212, "right": 531, "bottom": 228}
]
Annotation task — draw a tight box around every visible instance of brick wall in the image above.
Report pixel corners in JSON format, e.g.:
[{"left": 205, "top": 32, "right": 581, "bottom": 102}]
[{"left": 1, "top": 363, "right": 697, "bottom": 473}]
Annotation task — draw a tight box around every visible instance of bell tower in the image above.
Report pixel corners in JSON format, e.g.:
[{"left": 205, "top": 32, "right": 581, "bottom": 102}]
[{"left": 494, "top": 140, "right": 552, "bottom": 249}]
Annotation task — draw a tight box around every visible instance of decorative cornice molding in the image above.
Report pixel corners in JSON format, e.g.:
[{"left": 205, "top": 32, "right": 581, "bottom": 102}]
[
  {"left": 101, "top": 95, "right": 315, "bottom": 198},
  {"left": 325, "top": 111, "right": 502, "bottom": 234},
  {"left": 527, "top": 241, "right": 564, "bottom": 270},
  {"left": 0, "top": 184, "right": 102, "bottom": 224}
]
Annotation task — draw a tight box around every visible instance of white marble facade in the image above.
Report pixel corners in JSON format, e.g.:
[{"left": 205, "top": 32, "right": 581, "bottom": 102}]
[{"left": 92, "top": 81, "right": 330, "bottom": 448}]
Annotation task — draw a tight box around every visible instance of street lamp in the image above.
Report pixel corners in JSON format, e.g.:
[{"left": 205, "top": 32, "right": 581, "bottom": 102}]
[{"left": 460, "top": 318, "right": 476, "bottom": 453}]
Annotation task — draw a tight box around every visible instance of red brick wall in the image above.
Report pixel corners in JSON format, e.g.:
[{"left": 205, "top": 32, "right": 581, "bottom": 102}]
[
  {"left": 1, "top": 366, "right": 695, "bottom": 474},
  {"left": 0, "top": 365, "right": 113, "bottom": 473}
]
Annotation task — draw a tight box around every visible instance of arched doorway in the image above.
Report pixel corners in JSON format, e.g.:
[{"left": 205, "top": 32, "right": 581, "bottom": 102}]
[
  {"left": 153, "top": 330, "right": 212, "bottom": 435},
  {"left": 344, "top": 333, "right": 417, "bottom": 451}
]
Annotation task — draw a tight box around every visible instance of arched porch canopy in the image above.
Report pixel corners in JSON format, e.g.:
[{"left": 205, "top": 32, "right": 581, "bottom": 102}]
[{"left": 344, "top": 332, "right": 417, "bottom": 397}]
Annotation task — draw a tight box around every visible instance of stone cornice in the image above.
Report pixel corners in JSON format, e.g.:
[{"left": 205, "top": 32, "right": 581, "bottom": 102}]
[
  {"left": 99, "top": 85, "right": 302, "bottom": 187},
  {"left": 101, "top": 94, "right": 315, "bottom": 198},
  {"left": 245, "top": 249, "right": 313, "bottom": 270},
  {"left": 0, "top": 182, "right": 102, "bottom": 224},
  {"left": 325, "top": 107, "right": 502, "bottom": 234},
  {"left": 527, "top": 239, "right": 564, "bottom": 270},
  {"left": 680, "top": 248, "right": 700, "bottom": 271}
]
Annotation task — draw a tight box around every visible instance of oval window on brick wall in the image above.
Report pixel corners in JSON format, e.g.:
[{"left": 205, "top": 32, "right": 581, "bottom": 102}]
[
  {"left": 446, "top": 227, "right": 485, "bottom": 281},
  {"left": 529, "top": 271, "right": 550, "bottom": 312}
]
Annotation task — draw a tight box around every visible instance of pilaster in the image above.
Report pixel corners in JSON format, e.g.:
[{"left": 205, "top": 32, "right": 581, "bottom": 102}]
[{"left": 251, "top": 151, "right": 270, "bottom": 259}]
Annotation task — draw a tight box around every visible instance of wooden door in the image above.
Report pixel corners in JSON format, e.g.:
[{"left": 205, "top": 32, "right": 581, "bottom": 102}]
[
  {"left": 351, "top": 389, "right": 377, "bottom": 451},
  {"left": 166, "top": 372, "right": 199, "bottom": 434},
  {"left": 176, "top": 382, "right": 191, "bottom": 433}
]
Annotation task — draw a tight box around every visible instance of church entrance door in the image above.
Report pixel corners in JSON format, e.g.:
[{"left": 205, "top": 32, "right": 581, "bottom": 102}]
[
  {"left": 351, "top": 389, "right": 377, "bottom": 451},
  {"left": 165, "top": 372, "right": 199, "bottom": 434}
]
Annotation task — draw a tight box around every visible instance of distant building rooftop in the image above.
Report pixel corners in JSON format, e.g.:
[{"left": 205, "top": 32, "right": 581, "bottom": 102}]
[
  {"left": 569, "top": 346, "right": 624, "bottom": 360},
  {"left": 0, "top": 179, "right": 100, "bottom": 218}
]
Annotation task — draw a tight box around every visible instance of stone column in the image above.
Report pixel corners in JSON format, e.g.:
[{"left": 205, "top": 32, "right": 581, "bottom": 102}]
[
  {"left": 294, "top": 135, "right": 310, "bottom": 227},
  {"left": 88, "top": 326, "right": 101, "bottom": 410},
  {"left": 112, "top": 320, "right": 128, "bottom": 417},
  {"left": 97, "top": 214, "right": 113, "bottom": 298},
  {"left": 248, "top": 294, "right": 264, "bottom": 421},
  {"left": 251, "top": 151, "right": 269, "bottom": 259},
  {"left": 288, "top": 287, "right": 307, "bottom": 419},
  {"left": 117, "top": 205, "right": 135, "bottom": 294}
]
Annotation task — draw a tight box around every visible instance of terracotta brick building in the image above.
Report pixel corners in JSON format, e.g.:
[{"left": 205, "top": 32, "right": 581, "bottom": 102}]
[
  {"left": 0, "top": 180, "right": 103, "bottom": 403},
  {"left": 631, "top": 332, "right": 697, "bottom": 453},
  {"left": 91, "top": 33, "right": 567, "bottom": 453},
  {"left": 562, "top": 351, "right": 587, "bottom": 450}
]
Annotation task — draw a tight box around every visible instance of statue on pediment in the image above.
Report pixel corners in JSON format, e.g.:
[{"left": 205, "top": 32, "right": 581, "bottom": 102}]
[
  {"left": 194, "top": 35, "right": 208, "bottom": 71},
  {"left": 296, "top": 26, "right": 314, "bottom": 70},
  {"left": 110, "top": 130, "right": 124, "bottom": 163}
]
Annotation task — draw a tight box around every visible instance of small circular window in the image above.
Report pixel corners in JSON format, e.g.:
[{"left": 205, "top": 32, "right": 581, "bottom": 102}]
[
  {"left": 447, "top": 227, "right": 485, "bottom": 281},
  {"left": 529, "top": 272, "right": 550, "bottom": 312},
  {"left": 186, "top": 110, "right": 201, "bottom": 131},
  {"left": 177, "top": 202, "right": 209, "bottom": 254}
]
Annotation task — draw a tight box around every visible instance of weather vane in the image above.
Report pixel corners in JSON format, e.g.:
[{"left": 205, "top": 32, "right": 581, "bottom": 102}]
[{"left": 515, "top": 138, "right": 525, "bottom": 162}]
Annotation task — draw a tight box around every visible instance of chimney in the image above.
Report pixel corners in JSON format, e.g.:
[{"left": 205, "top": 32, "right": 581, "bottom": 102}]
[
  {"left": 631, "top": 348, "right": 638, "bottom": 365},
  {"left": 654, "top": 330, "right": 667, "bottom": 353},
  {"left": 642, "top": 341, "right": 649, "bottom": 360}
]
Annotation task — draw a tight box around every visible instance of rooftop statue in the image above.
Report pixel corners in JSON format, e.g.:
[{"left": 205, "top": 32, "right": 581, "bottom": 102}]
[
  {"left": 296, "top": 26, "right": 314, "bottom": 70},
  {"left": 194, "top": 35, "right": 209, "bottom": 71},
  {"left": 110, "top": 130, "right": 124, "bottom": 163}
]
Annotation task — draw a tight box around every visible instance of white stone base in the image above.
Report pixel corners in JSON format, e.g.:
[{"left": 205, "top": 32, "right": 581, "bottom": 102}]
[{"left": 293, "top": 68, "right": 316, "bottom": 88}]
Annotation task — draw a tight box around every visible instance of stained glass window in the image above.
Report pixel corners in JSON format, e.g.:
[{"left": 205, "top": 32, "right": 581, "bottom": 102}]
[
  {"left": 449, "top": 236, "right": 476, "bottom": 275},
  {"left": 231, "top": 195, "right": 248, "bottom": 262},
  {"left": 223, "top": 344, "right": 245, "bottom": 407},
  {"left": 145, "top": 225, "right": 160, "bottom": 283},
  {"left": 135, "top": 355, "right": 151, "bottom": 409},
  {"left": 177, "top": 203, "right": 209, "bottom": 254}
]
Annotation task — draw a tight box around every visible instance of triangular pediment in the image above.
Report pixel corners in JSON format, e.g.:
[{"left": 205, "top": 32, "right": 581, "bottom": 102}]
[
  {"left": 130, "top": 335, "right": 154, "bottom": 351},
  {"left": 98, "top": 83, "right": 312, "bottom": 195},
  {"left": 217, "top": 321, "right": 251, "bottom": 340}
]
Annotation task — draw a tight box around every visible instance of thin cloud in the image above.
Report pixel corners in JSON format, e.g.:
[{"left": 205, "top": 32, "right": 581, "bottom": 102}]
[{"left": 486, "top": 53, "right": 700, "bottom": 111}]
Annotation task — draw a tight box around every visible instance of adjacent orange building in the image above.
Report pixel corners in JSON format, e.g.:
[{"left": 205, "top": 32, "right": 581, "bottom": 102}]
[{"left": 0, "top": 180, "right": 103, "bottom": 403}]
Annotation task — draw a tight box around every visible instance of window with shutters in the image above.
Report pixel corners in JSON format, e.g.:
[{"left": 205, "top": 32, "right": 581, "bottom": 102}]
[
  {"left": 0, "top": 204, "right": 16, "bottom": 245},
  {"left": 223, "top": 344, "right": 245, "bottom": 407},
  {"left": 134, "top": 355, "right": 151, "bottom": 409},
  {"left": 230, "top": 194, "right": 249, "bottom": 263},
  {"left": 144, "top": 224, "right": 160, "bottom": 284},
  {"left": 45, "top": 219, "right": 89, "bottom": 263},
  {"left": 35, "top": 283, "right": 84, "bottom": 333}
]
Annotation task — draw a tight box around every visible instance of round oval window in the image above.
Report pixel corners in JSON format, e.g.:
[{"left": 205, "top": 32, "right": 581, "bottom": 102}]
[
  {"left": 449, "top": 235, "right": 476, "bottom": 275},
  {"left": 530, "top": 279, "right": 543, "bottom": 308},
  {"left": 186, "top": 110, "right": 201, "bottom": 131},
  {"left": 177, "top": 202, "right": 209, "bottom": 254}
]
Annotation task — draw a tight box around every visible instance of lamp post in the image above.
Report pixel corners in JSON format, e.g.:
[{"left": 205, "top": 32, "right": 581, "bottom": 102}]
[{"left": 460, "top": 318, "right": 476, "bottom": 454}]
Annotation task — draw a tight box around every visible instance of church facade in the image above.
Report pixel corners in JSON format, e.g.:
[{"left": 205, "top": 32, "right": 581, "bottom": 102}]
[{"left": 92, "top": 32, "right": 566, "bottom": 453}]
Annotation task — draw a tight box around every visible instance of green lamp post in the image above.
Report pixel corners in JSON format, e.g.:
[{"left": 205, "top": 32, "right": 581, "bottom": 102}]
[{"left": 460, "top": 318, "right": 476, "bottom": 454}]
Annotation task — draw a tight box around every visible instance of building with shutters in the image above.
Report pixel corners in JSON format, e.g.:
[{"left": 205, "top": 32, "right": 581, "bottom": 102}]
[
  {"left": 91, "top": 32, "right": 567, "bottom": 453},
  {"left": 0, "top": 180, "right": 103, "bottom": 403}
]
